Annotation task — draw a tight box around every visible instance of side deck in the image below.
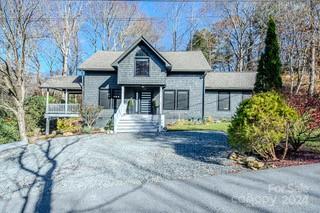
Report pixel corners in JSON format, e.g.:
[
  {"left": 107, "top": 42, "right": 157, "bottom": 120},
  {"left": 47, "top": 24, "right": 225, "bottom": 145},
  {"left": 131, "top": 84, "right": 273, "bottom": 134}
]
[{"left": 45, "top": 104, "right": 80, "bottom": 118}]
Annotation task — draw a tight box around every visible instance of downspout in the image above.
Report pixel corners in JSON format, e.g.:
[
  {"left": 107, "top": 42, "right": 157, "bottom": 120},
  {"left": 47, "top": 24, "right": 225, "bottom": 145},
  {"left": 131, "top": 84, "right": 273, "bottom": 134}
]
[{"left": 202, "top": 71, "right": 208, "bottom": 121}]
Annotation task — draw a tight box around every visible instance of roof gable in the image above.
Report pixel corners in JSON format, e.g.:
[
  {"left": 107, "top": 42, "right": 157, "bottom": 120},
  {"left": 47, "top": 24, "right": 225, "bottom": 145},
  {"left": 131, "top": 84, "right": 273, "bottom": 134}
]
[{"left": 111, "top": 36, "right": 172, "bottom": 69}]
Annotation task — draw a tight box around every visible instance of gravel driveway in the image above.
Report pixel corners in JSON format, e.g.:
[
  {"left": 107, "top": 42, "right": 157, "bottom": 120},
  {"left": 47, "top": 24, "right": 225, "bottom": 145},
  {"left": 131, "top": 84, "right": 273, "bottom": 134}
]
[{"left": 0, "top": 131, "right": 243, "bottom": 212}]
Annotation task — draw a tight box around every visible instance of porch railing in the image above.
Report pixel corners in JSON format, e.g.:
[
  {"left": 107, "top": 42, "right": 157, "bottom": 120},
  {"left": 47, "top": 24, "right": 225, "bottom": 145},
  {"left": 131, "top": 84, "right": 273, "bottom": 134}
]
[
  {"left": 46, "top": 104, "right": 80, "bottom": 114},
  {"left": 114, "top": 102, "right": 127, "bottom": 133}
]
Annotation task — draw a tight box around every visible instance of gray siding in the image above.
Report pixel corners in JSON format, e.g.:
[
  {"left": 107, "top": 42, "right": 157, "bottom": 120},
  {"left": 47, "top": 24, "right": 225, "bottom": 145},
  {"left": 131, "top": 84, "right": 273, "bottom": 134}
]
[
  {"left": 83, "top": 71, "right": 118, "bottom": 127},
  {"left": 117, "top": 44, "right": 166, "bottom": 85},
  {"left": 164, "top": 73, "right": 204, "bottom": 123},
  {"left": 204, "top": 90, "right": 248, "bottom": 120}
]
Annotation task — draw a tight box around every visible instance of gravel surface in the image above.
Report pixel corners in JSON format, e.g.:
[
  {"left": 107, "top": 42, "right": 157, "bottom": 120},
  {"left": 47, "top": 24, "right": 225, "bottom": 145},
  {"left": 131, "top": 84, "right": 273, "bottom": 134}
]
[{"left": 0, "top": 131, "right": 244, "bottom": 205}]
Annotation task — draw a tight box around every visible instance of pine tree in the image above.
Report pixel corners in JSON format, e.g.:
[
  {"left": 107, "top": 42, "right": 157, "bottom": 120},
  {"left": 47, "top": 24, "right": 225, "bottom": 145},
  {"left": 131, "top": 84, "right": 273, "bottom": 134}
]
[
  {"left": 187, "top": 29, "right": 216, "bottom": 66},
  {"left": 254, "top": 17, "right": 282, "bottom": 93}
]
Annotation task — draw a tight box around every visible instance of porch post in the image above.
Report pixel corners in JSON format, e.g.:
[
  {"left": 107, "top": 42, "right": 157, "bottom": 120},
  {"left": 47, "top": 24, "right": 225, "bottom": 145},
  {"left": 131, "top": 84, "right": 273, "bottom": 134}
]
[
  {"left": 46, "top": 88, "right": 49, "bottom": 113},
  {"left": 65, "top": 89, "right": 68, "bottom": 113},
  {"left": 121, "top": 86, "right": 125, "bottom": 104},
  {"left": 45, "top": 117, "right": 50, "bottom": 135},
  {"left": 159, "top": 86, "right": 163, "bottom": 114}
]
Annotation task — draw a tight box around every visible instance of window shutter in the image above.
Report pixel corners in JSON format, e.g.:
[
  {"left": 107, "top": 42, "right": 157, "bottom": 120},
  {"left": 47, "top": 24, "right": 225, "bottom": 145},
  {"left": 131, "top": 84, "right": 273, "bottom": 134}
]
[
  {"left": 177, "top": 90, "right": 189, "bottom": 110},
  {"left": 163, "top": 90, "right": 175, "bottom": 110}
]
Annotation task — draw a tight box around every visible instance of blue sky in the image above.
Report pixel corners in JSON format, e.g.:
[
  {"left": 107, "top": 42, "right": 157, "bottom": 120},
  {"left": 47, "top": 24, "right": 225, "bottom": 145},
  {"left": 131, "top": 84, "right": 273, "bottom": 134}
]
[{"left": 39, "top": 1, "right": 220, "bottom": 76}]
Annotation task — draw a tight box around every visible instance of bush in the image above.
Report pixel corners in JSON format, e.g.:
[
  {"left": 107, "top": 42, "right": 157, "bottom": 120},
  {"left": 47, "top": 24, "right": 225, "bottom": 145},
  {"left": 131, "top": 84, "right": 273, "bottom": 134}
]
[
  {"left": 0, "top": 117, "right": 19, "bottom": 144},
  {"left": 104, "top": 119, "right": 113, "bottom": 131},
  {"left": 285, "top": 95, "right": 320, "bottom": 151},
  {"left": 81, "top": 105, "right": 102, "bottom": 129},
  {"left": 228, "top": 91, "right": 298, "bottom": 160},
  {"left": 57, "top": 118, "right": 81, "bottom": 133},
  {"left": 25, "top": 96, "right": 46, "bottom": 135},
  {"left": 25, "top": 95, "right": 57, "bottom": 135}
]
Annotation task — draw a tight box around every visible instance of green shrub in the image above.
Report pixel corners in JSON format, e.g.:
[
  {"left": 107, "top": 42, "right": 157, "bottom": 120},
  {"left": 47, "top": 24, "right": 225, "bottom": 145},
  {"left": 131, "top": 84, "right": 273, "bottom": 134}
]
[
  {"left": 104, "top": 119, "right": 114, "bottom": 131},
  {"left": 0, "top": 117, "right": 19, "bottom": 144},
  {"left": 289, "top": 113, "right": 320, "bottom": 151},
  {"left": 25, "top": 95, "right": 56, "bottom": 135},
  {"left": 57, "top": 118, "right": 81, "bottom": 133},
  {"left": 82, "top": 126, "right": 92, "bottom": 134},
  {"left": 228, "top": 91, "right": 298, "bottom": 160}
]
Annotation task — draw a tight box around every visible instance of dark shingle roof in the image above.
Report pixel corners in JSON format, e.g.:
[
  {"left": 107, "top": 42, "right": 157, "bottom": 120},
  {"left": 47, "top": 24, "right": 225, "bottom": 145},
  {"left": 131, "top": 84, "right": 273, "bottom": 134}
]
[
  {"left": 205, "top": 72, "right": 257, "bottom": 90},
  {"left": 79, "top": 51, "right": 211, "bottom": 72},
  {"left": 41, "top": 76, "right": 82, "bottom": 90}
]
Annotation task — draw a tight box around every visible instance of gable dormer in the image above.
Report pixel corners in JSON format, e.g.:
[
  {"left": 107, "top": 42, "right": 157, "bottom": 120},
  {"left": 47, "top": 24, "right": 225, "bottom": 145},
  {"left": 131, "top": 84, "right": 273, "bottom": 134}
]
[{"left": 112, "top": 37, "right": 171, "bottom": 85}]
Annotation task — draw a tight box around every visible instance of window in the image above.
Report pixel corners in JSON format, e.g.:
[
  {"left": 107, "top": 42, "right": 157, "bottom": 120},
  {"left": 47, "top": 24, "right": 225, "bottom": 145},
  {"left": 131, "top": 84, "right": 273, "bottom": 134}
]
[
  {"left": 163, "top": 90, "right": 175, "bottom": 110},
  {"left": 242, "top": 91, "right": 252, "bottom": 101},
  {"left": 99, "top": 88, "right": 121, "bottom": 109},
  {"left": 176, "top": 90, "right": 189, "bottom": 110},
  {"left": 218, "top": 91, "right": 230, "bottom": 111},
  {"left": 135, "top": 49, "right": 149, "bottom": 76}
]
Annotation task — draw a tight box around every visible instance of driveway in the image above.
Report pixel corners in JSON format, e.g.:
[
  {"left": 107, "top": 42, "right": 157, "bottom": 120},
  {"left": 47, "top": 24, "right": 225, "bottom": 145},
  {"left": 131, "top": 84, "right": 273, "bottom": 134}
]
[
  {"left": 0, "top": 131, "right": 243, "bottom": 212},
  {"left": 1, "top": 132, "right": 319, "bottom": 213}
]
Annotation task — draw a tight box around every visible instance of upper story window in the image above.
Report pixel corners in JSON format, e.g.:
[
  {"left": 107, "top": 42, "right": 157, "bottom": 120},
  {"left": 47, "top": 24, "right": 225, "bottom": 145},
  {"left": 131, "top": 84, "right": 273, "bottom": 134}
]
[{"left": 135, "top": 49, "right": 149, "bottom": 76}]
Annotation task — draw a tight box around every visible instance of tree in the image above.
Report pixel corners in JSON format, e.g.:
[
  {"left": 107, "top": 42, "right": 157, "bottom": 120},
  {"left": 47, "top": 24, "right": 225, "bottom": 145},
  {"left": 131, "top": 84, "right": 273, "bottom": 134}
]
[
  {"left": 47, "top": 1, "right": 83, "bottom": 76},
  {"left": 254, "top": 17, "right": 282, "bottom": 93},
  {"left": 0, "top": 0, "right": 43, "bottom": 141},
  {"left": 187, "top": 29, "right": 216, "bottom": 66}
]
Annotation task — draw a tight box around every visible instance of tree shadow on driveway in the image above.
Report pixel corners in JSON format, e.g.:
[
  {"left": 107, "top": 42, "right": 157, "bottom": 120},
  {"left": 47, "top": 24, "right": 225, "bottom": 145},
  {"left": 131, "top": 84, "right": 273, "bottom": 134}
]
[{"left": 1, "top": 136, "right": 84, "bottom": 213}]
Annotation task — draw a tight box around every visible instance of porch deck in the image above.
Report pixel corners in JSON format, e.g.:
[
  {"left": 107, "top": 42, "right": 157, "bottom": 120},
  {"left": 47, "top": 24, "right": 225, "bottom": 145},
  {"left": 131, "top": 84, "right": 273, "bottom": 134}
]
[{"left": 45, "top": 104, "right": 80, "bottom": 118}]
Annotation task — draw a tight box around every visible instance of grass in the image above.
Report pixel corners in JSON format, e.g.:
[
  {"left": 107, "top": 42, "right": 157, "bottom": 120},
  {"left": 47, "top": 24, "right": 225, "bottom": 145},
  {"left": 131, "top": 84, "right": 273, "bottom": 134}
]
[{"left": 167, "top": 120, "right": 230, "bottom": 132}]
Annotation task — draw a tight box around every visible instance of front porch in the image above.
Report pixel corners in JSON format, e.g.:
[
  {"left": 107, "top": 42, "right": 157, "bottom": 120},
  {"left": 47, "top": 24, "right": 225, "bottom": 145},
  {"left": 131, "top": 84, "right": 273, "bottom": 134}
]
[
  {"left": 41, "top": 76, "right": 82, "bottom": 135},
  {"left": 113, "top": 85, "right": 165, "bottom": 132}
]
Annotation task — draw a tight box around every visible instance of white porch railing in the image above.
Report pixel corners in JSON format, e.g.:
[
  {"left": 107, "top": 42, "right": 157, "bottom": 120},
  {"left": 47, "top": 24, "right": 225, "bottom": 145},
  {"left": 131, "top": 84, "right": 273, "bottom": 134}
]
[
  {"left": 46, "top": 104, "right": 80, "bottom": 114},
  {"left": 114, "top": 103, "right": 127, "bottom": 133}
]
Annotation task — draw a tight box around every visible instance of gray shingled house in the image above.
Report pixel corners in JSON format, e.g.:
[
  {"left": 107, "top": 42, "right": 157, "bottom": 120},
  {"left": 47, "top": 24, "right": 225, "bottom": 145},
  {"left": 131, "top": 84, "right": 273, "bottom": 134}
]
[{"left": 42, "top": 36, "right": 256, "bottom": 133}]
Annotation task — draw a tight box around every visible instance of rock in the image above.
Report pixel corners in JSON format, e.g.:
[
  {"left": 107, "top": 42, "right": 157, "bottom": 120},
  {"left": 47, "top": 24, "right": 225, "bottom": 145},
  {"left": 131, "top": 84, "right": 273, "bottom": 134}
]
[
  {"left": 63, "top": 132, "right": 73, "bottom": 136},
  {"left": 254, "top": 161, "right": 265, "bottom": 169},
  {"left": 245, "top": 156, "right": 256, "bottom": 162},
  {"left": 229, "top": 152, "right": 238, "bottom": 160}
]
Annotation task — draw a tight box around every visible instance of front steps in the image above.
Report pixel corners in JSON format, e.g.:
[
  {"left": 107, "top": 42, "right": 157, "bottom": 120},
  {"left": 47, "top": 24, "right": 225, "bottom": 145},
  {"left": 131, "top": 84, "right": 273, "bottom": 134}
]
[{"left": 116, "top": 114, "right": 159, "bottom": 133}]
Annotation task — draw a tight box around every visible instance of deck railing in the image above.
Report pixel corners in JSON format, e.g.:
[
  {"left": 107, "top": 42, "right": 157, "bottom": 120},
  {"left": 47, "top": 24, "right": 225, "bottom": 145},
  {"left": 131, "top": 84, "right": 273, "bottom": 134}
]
[{"left": 46, "top": 104, "right": 80, "bottom": 114}]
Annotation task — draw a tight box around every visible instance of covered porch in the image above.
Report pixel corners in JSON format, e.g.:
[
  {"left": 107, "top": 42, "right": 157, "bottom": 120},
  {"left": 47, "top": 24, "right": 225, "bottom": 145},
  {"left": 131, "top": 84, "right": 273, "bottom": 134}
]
[
  {"left": 113, "top": 85, "right": 165, "bottom": 133},
  {"left": 41, "top": 76, "right": 82, "bottom": 135},
  {"left": 120, "top": 85, "right": 164, "bottom": 115}
]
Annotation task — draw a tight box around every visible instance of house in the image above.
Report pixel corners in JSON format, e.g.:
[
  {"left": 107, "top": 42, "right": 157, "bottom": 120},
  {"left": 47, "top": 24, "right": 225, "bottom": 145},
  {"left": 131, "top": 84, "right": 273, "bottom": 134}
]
[{"left": 41, "top": 36, "right": 256, "bottom": 134}]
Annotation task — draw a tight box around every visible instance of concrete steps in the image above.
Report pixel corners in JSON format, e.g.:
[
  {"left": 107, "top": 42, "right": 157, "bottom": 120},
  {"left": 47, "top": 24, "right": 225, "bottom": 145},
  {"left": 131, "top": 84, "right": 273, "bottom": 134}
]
[{"left": 116, "top": 114, "right": 159, "bottom": 133}]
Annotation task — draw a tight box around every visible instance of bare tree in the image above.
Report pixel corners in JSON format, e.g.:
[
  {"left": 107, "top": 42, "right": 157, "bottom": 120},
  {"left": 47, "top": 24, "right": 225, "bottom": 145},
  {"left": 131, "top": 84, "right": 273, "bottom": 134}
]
[
  {"left": 47, "top": 1, "right": 82, "bottom": 76},
  {"left": 85, "top": 1, "right": 161, "bottom": 51},
  {"left": 0, "top": 0, "right": 43, "bottom": 141}
]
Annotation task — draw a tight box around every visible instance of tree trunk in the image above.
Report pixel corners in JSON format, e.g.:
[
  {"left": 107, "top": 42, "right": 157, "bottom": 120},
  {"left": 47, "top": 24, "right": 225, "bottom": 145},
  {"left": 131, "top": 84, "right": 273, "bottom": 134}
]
[
  {"left": 62, "top": 54, "right": 68, "bottom": 76},
  {"left": 17, "top": 105, "right": 28, "bottom": 142},
  {"left": 308, "top": 42, "right": 316, "bottom": 96}
]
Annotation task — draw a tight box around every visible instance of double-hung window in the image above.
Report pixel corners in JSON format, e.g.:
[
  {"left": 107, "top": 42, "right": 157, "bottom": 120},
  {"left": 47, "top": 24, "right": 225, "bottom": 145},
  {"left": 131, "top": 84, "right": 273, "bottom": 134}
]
[
  {"left": 176, "top": 90, "right": 189, "bottom": 110},
  {"left": 163, "top": 90, "right": 190, "bottom": 110},
  {"left": 218, "top": 91, "right": 230, "bottom": 111},
  {"left": 135, "top": 49, "right": 149, "bottom": 76},
  {"left": 163, "top": 90, "right": 175, "bottom": 110}
]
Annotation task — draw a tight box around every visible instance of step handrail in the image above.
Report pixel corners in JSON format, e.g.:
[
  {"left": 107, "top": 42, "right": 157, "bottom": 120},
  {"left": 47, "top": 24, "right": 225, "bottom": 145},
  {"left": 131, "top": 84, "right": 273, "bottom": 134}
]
[{"left": 114, "top": 102, "right": 127, "bottom": 133}]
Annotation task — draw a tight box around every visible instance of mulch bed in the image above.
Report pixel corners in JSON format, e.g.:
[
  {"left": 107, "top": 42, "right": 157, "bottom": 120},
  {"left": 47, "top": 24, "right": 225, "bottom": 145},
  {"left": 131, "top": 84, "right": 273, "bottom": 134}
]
[{"left": 270, "top": 148, "right": 320, "bottom": 168}]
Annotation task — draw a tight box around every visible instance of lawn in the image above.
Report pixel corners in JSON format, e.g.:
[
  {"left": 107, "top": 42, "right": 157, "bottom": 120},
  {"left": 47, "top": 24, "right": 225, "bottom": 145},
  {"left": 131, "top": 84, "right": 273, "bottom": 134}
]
[{"left": 167, "top": 121, "right": 230, "bottom": 132}]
